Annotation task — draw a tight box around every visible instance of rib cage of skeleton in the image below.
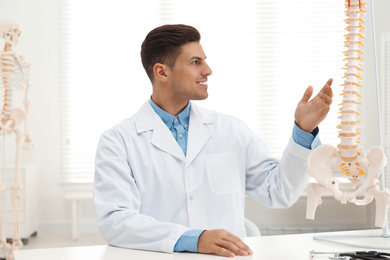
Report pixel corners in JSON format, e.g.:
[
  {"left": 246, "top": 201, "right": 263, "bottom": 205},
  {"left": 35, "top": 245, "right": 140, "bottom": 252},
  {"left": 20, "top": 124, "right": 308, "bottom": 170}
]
[
  {"left": 0, "top": 19, "right": 33, "bottom": 260},
  {"left": 306, "top": 0, "right": 390, "bottom": 228}
]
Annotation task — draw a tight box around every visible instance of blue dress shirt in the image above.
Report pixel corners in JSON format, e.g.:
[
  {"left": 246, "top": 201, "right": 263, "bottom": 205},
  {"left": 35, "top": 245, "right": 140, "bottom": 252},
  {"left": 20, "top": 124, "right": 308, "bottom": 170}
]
[
  {"left": 149, "top": 99, "right": 190, "bottom": 155},
  {"left": 149, "top": 98, "right": 320, "bottom": 252}
]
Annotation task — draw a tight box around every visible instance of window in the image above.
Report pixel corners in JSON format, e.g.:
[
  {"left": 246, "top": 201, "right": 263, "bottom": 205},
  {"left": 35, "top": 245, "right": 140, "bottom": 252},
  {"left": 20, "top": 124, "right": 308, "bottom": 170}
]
[{"left": 59, "top": 0, "right": 345, "bottom": 182}]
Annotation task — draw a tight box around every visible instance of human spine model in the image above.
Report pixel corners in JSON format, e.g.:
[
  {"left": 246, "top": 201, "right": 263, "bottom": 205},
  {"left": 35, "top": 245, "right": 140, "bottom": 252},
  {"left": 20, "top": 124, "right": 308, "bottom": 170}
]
[
  {"left": 306, "top": 0, "right": 390, "bottom": 227},
  {"left": 0, "top": 19, "right": 33, "bottom": 259}
]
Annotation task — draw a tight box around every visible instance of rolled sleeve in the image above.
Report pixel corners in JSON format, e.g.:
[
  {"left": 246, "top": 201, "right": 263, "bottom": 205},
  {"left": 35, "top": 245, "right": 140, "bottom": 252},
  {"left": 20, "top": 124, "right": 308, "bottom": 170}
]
[
  {"left": 173, "top": 229, "right": 205, "bottom": 253},
  {"left": 292, "top": 122, "right": 321, "bottom": 150}
]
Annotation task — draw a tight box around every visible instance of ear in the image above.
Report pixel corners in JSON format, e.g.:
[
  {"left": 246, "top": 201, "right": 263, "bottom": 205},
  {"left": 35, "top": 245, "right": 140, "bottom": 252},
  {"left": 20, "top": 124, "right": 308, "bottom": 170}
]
[{"left": 153, "top": 63, "right": 170, "bottom": 83}]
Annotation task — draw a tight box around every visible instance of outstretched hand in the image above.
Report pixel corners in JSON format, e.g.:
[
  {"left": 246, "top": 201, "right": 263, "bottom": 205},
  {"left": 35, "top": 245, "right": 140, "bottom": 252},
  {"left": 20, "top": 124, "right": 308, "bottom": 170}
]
[
  {"left": 294, "top": 78, "right": 334, "bottom": 133},
  {"left": 197, "top": 229, "right": 253, "bottom": 257}
]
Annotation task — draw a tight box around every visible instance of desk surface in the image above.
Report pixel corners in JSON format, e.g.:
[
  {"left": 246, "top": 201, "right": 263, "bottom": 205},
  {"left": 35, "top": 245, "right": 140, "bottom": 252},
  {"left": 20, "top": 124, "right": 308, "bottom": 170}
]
[{"left": 13, "top": 229, "right": 390, "bottom": 260}]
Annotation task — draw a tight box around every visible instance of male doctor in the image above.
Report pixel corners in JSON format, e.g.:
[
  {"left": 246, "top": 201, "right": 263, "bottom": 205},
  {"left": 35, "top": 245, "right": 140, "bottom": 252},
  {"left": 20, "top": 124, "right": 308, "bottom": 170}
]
[{"left": 94, "top": 24, "right": 334, "bottom": 257}]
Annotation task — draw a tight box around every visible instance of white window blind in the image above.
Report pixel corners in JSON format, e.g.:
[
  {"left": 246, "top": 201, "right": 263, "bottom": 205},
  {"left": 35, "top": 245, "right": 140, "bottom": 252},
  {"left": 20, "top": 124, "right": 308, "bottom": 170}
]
[{"left": 59, "top": 0, "right": 345, "bottom": 182}]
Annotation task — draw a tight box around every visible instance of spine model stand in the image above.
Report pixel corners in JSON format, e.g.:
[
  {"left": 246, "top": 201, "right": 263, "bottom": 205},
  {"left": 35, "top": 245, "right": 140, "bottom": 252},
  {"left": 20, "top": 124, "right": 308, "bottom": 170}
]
[
  {"left": 0, "top": 20, "right": 33, "bottom": 260},
  {"left": 306, "top": 0, "right": 390, "bottom": 228}
]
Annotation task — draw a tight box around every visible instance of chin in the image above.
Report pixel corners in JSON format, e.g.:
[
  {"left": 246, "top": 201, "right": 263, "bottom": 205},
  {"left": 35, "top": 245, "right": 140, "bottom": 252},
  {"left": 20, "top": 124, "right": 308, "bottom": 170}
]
[
  {"left": 196, "top": 95, "right": 208, "bottom": 100},
  {"left": 200, "top": 91, "right": 209, "bottom": 100},
  {"left": 190, "top": 92, "right": 208, "bottom": 101}
]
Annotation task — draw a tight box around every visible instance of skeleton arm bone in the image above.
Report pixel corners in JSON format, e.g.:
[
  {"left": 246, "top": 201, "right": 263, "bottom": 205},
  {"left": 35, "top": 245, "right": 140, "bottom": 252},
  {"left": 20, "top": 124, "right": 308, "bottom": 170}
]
[{"left": 14, "top": 53, "right": 33, "bottom": 158}]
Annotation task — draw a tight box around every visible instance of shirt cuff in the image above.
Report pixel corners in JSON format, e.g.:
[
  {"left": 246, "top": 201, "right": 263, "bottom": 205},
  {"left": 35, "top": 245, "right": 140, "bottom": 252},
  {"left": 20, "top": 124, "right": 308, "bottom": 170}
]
[
  {"left": 292, "top": 122, "right": 321, "bottom": 150},
  {"left": 173, "top": 229, "right": 205, "bottom": 253}
]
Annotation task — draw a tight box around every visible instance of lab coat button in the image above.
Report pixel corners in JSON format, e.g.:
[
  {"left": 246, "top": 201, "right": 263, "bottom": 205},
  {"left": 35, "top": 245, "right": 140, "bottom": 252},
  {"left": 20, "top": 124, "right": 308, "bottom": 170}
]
[{"left": 189, "top": 196, "right": 194, "bottom": 200}]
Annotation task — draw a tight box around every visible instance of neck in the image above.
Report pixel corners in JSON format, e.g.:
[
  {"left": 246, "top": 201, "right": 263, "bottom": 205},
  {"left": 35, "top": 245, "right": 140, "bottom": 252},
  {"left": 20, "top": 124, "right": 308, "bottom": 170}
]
[
  {"left": 151, "top": 94, "right": 188, "bottom": 116},
  {"left": 3, "top": 43, "right": 13, "bottom": 52}
]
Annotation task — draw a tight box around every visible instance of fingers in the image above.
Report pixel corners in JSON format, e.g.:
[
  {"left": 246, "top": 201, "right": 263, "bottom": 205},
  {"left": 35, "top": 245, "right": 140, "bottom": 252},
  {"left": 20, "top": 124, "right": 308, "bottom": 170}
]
[
  {"left": 216, "top": 241, "right": 247, "bottom": 257},
  {"left": 300, "top": 85, "right": 313, "bottom": 104},
  {"left": 198, "top": 229, "right": 253, "bottom": 257},
  {"left": 313, "top": 78, "right": 333, "bottom": 107},
  {"left": 220, "top": 232, "right": 252, "bottom": 256},
  {"left": 320, "top": 78, "right": 334, "bottom": 98},
  {"left": 324, "top": 78, "right": 333, "bottom": 87},
  {"left": 294, "top": 78, "right": 334, "bottom": 133},
  {"left": 213, "top": 246, "right": 236, "bottom": 258},
  {"left": 318, "top": 91, "right": 333, "bottom": 106}
]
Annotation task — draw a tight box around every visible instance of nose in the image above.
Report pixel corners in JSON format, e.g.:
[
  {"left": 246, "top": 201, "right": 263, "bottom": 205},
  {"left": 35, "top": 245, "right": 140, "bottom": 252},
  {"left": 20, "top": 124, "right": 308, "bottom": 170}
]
[{"left": 203, "top": 61, "right": 213, "bottom": 76}]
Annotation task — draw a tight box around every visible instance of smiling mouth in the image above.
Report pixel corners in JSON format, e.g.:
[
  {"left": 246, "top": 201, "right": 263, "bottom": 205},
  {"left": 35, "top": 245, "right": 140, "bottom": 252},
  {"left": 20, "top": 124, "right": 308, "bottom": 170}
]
[{"left": 196, "top": 80, "right": 208, "bottom": 88}]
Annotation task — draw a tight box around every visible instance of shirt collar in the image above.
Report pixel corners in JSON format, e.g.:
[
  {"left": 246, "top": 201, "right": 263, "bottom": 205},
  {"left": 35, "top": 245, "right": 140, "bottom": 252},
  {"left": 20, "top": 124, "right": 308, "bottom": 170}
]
[{"left": 149, "top": 98, "right": 191, "bottom": 130}]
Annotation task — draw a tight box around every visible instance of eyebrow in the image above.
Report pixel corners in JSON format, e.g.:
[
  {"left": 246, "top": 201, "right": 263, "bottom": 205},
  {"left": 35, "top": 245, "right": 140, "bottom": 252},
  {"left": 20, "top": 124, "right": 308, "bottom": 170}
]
[{"left": 188, "top": 56, "right": 207, "bottom": 62}]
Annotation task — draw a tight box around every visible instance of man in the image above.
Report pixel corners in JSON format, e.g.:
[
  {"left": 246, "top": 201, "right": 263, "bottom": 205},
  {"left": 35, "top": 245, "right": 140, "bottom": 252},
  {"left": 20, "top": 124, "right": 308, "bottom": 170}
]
[{"left": 94, "top": 24, "right": 333, "bottom": 257}]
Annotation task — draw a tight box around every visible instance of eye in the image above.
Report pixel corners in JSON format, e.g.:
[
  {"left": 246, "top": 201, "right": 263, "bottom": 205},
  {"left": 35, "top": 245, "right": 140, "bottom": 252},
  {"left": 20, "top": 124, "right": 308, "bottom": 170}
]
[{"left": 192, "top": 60, "right": 199, "bottom": 65}]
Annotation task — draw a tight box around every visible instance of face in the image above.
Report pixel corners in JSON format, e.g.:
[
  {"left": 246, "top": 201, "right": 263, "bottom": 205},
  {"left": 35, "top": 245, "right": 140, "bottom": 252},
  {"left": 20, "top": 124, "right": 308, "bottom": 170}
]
[
  {"left": 4, "top": 27, "right": 22, "bottom": 47},
  {"left": 167, "top": 42, "right": 212, "bottom": 102}
]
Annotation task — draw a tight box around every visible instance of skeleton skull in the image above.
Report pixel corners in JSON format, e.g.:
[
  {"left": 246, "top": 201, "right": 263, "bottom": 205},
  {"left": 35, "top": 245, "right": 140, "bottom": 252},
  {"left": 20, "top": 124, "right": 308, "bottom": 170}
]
[{"left": 0, "top": 19, "right": 22, "bottom": 48}]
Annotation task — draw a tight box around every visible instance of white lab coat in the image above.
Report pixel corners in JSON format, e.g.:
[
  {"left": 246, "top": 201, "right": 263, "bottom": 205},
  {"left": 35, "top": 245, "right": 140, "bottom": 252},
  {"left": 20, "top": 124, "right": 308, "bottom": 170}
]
[{"left": 94, "top": 101, "right": 312, "bottom": 253}]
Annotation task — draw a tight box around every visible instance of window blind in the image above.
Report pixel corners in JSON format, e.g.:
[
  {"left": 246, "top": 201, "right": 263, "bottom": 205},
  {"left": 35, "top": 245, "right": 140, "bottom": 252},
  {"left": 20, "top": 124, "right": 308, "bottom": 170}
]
[{"left": 59, "top": 0, "right": 345, "bottom": 182}]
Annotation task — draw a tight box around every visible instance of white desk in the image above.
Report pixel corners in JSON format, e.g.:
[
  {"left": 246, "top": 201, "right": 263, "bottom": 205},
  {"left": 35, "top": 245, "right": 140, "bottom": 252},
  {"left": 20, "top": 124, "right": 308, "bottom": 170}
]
[{"left": 13, "top": 229, "right": 390, "bottom": 260}]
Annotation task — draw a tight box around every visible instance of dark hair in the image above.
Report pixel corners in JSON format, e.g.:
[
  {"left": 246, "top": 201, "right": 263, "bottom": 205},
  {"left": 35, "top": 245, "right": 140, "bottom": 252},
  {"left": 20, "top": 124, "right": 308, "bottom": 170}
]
[{"left": 141, "top": 24, "right": 201, "bottom": 81}]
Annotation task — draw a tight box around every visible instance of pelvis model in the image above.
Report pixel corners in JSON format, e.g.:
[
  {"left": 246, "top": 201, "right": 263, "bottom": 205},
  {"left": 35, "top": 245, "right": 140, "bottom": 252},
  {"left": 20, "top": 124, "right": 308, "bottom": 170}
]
[{"left": 306, "top": 0, "right": 390, "bottom": 228}]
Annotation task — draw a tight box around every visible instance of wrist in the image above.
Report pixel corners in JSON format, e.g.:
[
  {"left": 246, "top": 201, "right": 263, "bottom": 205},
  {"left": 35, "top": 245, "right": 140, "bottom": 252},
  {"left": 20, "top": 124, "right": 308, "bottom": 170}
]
[{"left": 295, "top": 121, "right": 315, "bottom": 133}]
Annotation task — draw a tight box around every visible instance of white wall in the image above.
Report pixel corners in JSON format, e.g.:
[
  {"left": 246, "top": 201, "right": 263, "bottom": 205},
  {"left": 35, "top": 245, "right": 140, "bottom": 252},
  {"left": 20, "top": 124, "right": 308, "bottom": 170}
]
[{"left": 1, "top": 0, "right": 390, "bottom": 237}]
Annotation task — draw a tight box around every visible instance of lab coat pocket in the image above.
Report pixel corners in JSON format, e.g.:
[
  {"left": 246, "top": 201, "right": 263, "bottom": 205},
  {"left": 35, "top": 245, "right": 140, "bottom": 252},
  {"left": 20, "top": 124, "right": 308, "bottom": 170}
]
[{"left": 205, "top": 152, "right": 241, "bottom": 195}]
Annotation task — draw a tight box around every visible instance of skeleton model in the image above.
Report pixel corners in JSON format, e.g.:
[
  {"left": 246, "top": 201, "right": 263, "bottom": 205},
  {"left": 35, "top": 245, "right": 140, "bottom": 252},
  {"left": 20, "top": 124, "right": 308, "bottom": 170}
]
[
  {"left": 0, "top": 19, "right": 33, "bottom": 259},
  {"left": 306, "top": 0, "right": 390, "bottom": 228}
]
